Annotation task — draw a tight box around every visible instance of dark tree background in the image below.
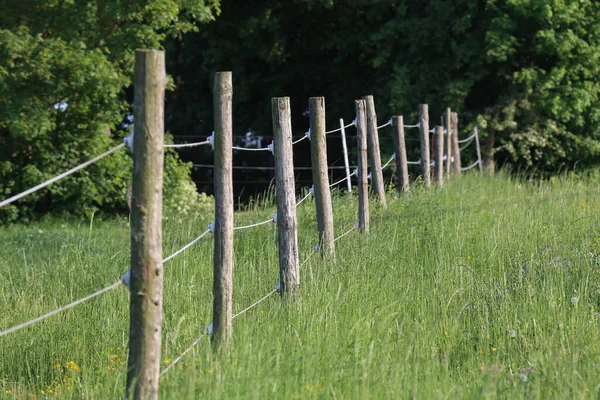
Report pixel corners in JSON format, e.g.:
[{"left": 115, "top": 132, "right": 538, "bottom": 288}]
[{"left": 2, "top": 0, "right": 599, "bottom": 219}]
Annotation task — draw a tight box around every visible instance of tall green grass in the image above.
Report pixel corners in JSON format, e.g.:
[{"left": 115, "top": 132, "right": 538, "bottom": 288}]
[{"left": 1, "top": 172, "right": 599, "bottom": 399}]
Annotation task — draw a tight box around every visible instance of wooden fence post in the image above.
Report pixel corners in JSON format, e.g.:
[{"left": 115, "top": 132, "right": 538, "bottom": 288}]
[
  {"left": 392, "top": 116, "right": 409, "bottom": 192},
  {"left": 309, "top": 97, "right": 335, "bottom": 257},
  {"left": 339, "top": 118, "right": 352, "bottom": 193},
  {"left": 434, "top": 126, "right": 444, "bottom": 185},
  {"left": 355, "top": 100, "right": 370, "bottom": 233},
  {"left": 450, "top": 112, "right": 461, "bottom": 174},
  {"left": 445, "top": 108, "right": 452, "bottom": 177},
  {"left": 474, "top": 127, "right": 484, "bottom": 173},
  {"left": 127, "top": 49, "right": 166, "bottom": 400},
  {"left": 272, "top": 97, "right": 299, "bottom": 296},
  {"left": 212, "top": 71, "right": 234, "bottom": 349},
  {"left": 419, "top": 104, "right": 431, "bottom": 188},
  {"left": 363, "top": 95, "right": 387, "bottom": 207}
]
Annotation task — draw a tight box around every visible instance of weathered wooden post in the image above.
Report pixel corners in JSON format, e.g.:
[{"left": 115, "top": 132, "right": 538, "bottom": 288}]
[
  {"left": 450, "top": 112, "right": 461, "bottom": 174},
  {"left": 355, "top": 100, "right": 370, "bottom": 233},
  {"left": 363, "top": 95, "right": 387, "bottom": 207},
  {"left": 445, "top": 108, "right": 452, "bottom": 177},
  {"left": 272, "top": 97, "right": 299, "bottom": 296},
  {"left": 212, "top": 71, "right": 234, "bottom": 349},
  {"left": 309, "top": 97, "right": 335, "bottom": 257},
  {"left": 474, "top": 127, "right": 484, "bottom": 173},
  {"left": 434, "top": 126, "right": 444, "bottom": 185},
  {"left": 419, "top": 104, "right": 431, "bottom": 187},
  {"left": 127, "top": 49, "right": 166, "bottom": 400},
  {"left": 339, "top": 118, "right": 352, "bottom": 193},
  {"left": 392, "top": 116, "right": 409, "bottom": 192}
]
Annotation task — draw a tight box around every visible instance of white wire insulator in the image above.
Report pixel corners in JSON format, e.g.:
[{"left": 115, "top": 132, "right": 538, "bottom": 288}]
[
  {"left": 431, "top": 161, "right": 435, "bottom": 167},
  {"left": 208, "top": 221, "right": 215, "bottom": 235},
  {"left": 309, "top": 185, "right": 314, "bottom": 195},
  {"left": 207, "top": 322, "right": 213, "bottom": 337},
  {"left": 268, "top": 141, "right": 274, "bottom": 154},
  {"left": 353, "top": 168, "right": 358, "bottom": 176},
  {"left": 121, "top": 269, "right": 131, "bottom": 287},
  {"left": 274, "top": 282, "right": 281, "bottom": 291},
  {"left": 313, "top": 244, "right": 319, "bottom": 252},
  {"left": 367, "top": 172, "right": 372, "bottom": 181},
  {"left": 272, "top": 212, "right": 277, "bottom": 223},
  {"left": 354, "top": 221, "right": 360, "bottom": 229},
  {"left": 207, "top": 132, "right": 214, "bottom": 150},
  {"left": 124, "top": 131, "right": 134, "bottom": 151},
  {"left": 443, "top": 154, "right": 447, "bottom": 161},
  {"left": 305, "top": 129, "right": 311, "bottom": 141},
  {"left": 392, "top": 152, "right": 396, "bottom": 160}
]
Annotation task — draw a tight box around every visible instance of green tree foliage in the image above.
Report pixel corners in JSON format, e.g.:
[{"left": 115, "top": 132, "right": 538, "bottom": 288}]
[
  {"left": 166, "top": 0, "right": 600, "bottom": 178},
  {"left": 0, "top": 0, "right": 220, "bottom": 222}
]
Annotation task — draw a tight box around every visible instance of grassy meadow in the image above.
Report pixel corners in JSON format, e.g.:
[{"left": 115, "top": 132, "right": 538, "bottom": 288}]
[{"left": 1, "top": 172, "right": 600, "bottom": 399}]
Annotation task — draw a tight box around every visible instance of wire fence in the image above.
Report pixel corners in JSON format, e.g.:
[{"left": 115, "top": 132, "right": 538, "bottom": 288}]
[{"left": 0, "top": 106, "right": 483, "bottom": 392}]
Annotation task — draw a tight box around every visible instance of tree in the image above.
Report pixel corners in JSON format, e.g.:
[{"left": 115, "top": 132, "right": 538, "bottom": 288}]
[
  {"left": 165, "top": 0, "right": 600, "bottom": 185},
  {"left": 0, "top": 0, "right": 220, "bottom": 222}
]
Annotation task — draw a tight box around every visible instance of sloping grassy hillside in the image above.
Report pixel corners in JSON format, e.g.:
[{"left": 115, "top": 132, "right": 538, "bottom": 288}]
[{"left": 1, "top": 172, "right": 600, "bottom": 399}]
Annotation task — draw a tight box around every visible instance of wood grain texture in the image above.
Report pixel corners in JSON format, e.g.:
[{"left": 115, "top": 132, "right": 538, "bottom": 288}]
[
  {"left": 272, "top": 97, "right": 299, "bottom": 295},
  {"left": 450, "top": 112, "right": 461, "bottom": 174},
  {"left": 419, "top": 104, "right": 431, "bottom": 188},
  {"left": 434, "top": 126, "right": 444, "bottom": 185},
  {"left": 445, "top": 108, "right": 452, "bottom": 177},
  {"left": 309, "top": 97, "right": 335, "bottom": 258},
  {"left": 127, "top": 49, "right": 167, "bottom": 400},
  {"left": 355, "top": 100, "right": 370, "bottom": 234},
  {"left": 363, "top": 95, "right": 387, "bottom": 207},
  {"left": 212, "top": 71, "right": 234, "bottom": 349},
  {"left": 392, "top": 116, "right": 409, "bottom": 192}
]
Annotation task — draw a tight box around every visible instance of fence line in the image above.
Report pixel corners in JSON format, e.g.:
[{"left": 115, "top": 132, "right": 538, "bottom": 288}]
[
  {"left": 160, "top": 221, "right": 355, "bottom": 377},
  {"left": 0, "top": 227, "right": 215, "bottom": 338},
  {"left": 193, "top": 164, "right": 352, "bottom": 171},
  {"left": 3, "top": 80, "right": 487, "bottom": 398},
  {"left": 0, "top": 143, "right": 126, "bottom": 209}
]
